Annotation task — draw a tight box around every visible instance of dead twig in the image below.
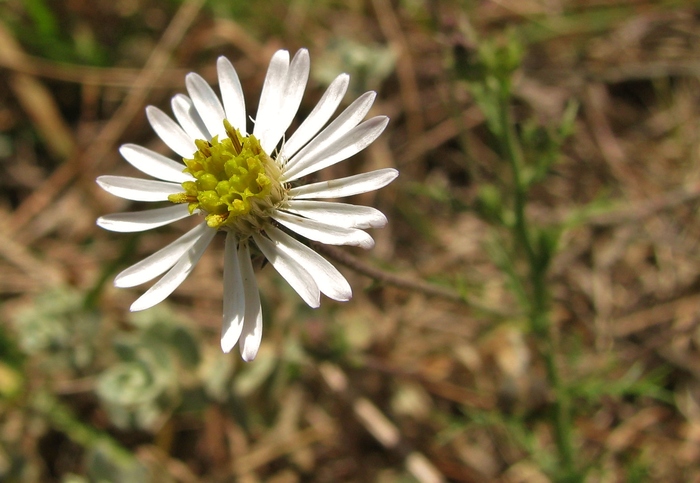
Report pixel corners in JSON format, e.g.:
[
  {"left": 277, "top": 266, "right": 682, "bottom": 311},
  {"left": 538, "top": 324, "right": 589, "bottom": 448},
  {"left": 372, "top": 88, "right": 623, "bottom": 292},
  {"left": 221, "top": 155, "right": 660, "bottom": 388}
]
[
  {"left": 313, "top": 243, "right": 511, "bottom": 318},
  {"left": 318, "top": 362, "right": 446, "bottom": 483},
  {"left": 372, "top": 0, "right": 424, "bottom": 139}
]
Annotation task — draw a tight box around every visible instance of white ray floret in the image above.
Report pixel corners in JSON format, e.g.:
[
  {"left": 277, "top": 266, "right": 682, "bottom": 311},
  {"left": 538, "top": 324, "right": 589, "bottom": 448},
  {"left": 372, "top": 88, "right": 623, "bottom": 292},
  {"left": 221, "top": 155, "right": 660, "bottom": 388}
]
[
  {"left": 272, "top": 210, "right": 375, "bottom": 249},
  {"left": 114, "top": 222, "right": 210, "bottom": 288},
  {"left": 217, "top": 57, "right": 246, "bottom": 133},
  {"left": 221, "top": 232, "right": 246, "bottom": 354},
  {"left": 119, "top": 144, "right": 191, "bottom": 183},
  {"left": 97, "top": 204, "right": 191, "bottom": 233},
  {"left": 253, "top": 50, "right": 291, "bottom": 152},
  {"left": 96, "top": 176, "right": 183, "bottom": 202},
  {"left": 284, "top": 200, "right": 387, "bottom": 229},
  {"left": 96, "top": 48, "right": 398, "bottom": 360},
  {"left": 146, "top": 106, "right": 196, "bottom": 158},
  {"left": 280, "top": 73, "right": 349, "bottom": 160},
  {"left": 130, "top": 227, "right": 216, "bottom": 312},
  {"left": 283, "top": 116, "right": 389, "bottom": 182},
  {"left": 288, "top": 168, "right": 399, "bottom": 199},
  {"left": 171, "top": 94, "right": 210, "bottom": 141},
  {"left": 235, "top": 242, "right": 263, "bottom": 361},
  {"left": 186, "top": 73, "right": 227, "bottom": 139},
  {"left": 265, "top": 225, "right": 352, "bottom": 302},
  {"left": 282, "top": 91, "right": 377, "bottom": 177},
  {"left": 253, "top": 232, "right": 320, "bottom": 308},
  {"left": 261, "top": 49, "right": 310, "bottom": 154}
]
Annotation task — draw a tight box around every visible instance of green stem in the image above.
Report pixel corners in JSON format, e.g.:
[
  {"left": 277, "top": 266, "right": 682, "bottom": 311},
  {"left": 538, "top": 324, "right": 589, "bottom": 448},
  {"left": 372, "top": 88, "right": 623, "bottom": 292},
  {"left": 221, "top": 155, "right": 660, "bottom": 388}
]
[
  {"left": 533, "top": 273, "right": 577, "bottom": 481},
  {"left": 497, "top": 88, "right": 535, "bottom": 266},
  {"left": 498, "top": 93, "right": 578, "bottom": 480},
  {"left": 32, "top": 390, "right": 136, "bottom": 465}
]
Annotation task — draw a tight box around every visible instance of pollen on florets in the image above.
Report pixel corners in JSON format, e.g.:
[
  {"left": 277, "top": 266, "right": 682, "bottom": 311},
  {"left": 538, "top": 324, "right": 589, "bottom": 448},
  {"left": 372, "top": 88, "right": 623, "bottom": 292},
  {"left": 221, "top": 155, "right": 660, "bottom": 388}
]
[{"left": 168, "top": 120, "right": 286, "bottom": 235}]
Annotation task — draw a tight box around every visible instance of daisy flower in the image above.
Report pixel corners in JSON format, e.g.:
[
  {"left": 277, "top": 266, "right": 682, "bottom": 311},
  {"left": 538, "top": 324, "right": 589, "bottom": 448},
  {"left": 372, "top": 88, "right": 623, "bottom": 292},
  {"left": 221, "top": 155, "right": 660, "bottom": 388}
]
[{"left": 97, "top": 49, "right": 397, "bottom": 361}]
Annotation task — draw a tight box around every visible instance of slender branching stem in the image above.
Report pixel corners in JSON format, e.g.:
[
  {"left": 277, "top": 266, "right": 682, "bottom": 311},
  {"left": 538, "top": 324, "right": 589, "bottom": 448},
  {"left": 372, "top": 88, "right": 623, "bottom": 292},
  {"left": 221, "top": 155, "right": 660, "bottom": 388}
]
[{"left": 498, "top": 93, "right": 578, "bottom": 480}]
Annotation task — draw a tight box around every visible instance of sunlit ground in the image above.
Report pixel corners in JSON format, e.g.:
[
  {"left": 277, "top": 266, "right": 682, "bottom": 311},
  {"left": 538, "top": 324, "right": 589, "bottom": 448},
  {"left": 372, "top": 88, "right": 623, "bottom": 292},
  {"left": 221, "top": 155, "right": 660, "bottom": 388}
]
[{"left": 1, "top": 0, "right": 700, "bottom": 481}]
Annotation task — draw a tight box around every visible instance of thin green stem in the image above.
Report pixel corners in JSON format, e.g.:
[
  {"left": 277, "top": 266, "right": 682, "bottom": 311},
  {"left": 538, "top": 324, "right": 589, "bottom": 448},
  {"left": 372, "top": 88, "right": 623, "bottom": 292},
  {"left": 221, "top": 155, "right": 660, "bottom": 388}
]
[
  {"left": 497, "top": 88, "right": 535, "bottom": 266},
  {"left": 533, "top": 272, "right": 577, "bottom": 481},
  {"left": 32, "top": 390, "right": 136, "bottom": 464},
  {"left": 498, "top": 93, "right": 579, "bottom": 481}
]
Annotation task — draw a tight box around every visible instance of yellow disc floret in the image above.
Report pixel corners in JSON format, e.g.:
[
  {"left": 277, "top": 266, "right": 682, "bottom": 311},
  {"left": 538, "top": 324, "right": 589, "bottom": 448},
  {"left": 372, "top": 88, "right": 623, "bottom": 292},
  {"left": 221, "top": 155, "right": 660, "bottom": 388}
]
[{"left": 168, "top": 120, "right": 286, "bottom": 236}]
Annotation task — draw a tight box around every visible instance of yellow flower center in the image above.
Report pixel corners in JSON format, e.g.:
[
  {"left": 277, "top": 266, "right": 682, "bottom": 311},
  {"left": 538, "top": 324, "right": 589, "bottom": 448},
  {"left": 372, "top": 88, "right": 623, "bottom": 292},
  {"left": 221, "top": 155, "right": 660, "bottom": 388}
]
[{"left": 168, "top": 120, "right": 286, "bottom": 236}]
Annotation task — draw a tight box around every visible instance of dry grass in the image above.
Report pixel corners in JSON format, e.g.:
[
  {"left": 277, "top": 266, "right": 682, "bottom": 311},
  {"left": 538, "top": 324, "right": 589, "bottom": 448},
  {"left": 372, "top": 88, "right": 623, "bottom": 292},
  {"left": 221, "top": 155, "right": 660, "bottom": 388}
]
[{"left": 1, "top": 0, "right": 700, "bottom": 481}]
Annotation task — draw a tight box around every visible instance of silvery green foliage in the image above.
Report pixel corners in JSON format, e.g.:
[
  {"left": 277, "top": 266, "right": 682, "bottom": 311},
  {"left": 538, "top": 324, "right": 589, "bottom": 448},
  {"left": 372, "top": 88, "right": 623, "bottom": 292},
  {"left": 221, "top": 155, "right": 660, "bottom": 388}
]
[
  {"left": 314, "top": 38, "right": 396, "bottom": 96},
  {"left": 12, "top": 287, "right": 100, "bottom": 370},
  {"left": 70, "top": 443, "right": 148, "bottom": 483},
  {"left": 95, "top": 306, "right": 200, "bottom": 430}
]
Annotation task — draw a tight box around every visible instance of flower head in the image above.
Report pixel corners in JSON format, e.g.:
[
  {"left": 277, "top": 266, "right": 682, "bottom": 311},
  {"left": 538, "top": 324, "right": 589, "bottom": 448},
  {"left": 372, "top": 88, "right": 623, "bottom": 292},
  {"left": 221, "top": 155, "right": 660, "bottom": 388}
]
[{"left": 97, "top": 49, "right": 397, "bottom": 360}]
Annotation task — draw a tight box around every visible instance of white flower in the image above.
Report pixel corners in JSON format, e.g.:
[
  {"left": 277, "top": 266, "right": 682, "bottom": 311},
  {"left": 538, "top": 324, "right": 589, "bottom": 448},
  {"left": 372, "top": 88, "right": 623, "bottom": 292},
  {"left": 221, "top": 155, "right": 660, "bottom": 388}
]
[{"left": 97, "top": 49, "right": 397, "bottom": 361}]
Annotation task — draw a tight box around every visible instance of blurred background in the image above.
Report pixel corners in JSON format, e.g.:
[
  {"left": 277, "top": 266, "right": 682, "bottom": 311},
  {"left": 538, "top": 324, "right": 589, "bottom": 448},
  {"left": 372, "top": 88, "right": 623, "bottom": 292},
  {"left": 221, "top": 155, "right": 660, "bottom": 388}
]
[{"left": 1, "top": 0, "right": 700, "bottom": 481}]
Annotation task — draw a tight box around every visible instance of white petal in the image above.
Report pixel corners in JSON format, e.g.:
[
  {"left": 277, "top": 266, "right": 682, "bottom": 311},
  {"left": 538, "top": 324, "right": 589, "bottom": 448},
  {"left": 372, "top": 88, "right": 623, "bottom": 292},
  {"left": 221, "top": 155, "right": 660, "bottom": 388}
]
[
  {"left": 289, "top": 168, "right": 399, "bottom": 199},
  {"left": 97, "top": 204, "right": 191, "bottom": 233},
  {"left": 284, "top": 200, "right": 387, "bottom": 229},
  {"left": 272, "top": 210, "right": 374, "bottom": 249},
  {"left": 261, "top": 49, "right": 310, "bottom": 154},
  {"left": 115, "top": 222, "right": 210, "bottom": 288},
  {"left": 221, "top": 232, "right": 246, "bottom": 353},
  {"left": 253, "top": 50, "right": 290, "bottom": 151},
  {"left": 280, "top": 74, "right": 349, "bottom": 160},
  {"left": 237, "top": 242, "right": 263, "bottom": 361},
  {"left": 283, "top": 116, "right": 389, "bottom": 182},
  {"left": 217, "top": 56, "right": 247, "bottom": 134},
  {"left": 265, "top": 225, "right": 351, "bottom": 302},
  {"left": 282, "top": 91, "right": 376, "bottom": 177},
  {"left": 186, "top": 73, "right": 226, "bottom": 139},
  {"left": 119, "top": 144, "right": 191, "bottom": 183},
  {"left": 171, "top": 94, "right": 210, "bottom": 141},
  {"left": 96, "top": 176, "right": 183, "bottom": 202},
  {"left": 253, "top": 232, "right": 320, "bottom": 308},
  {"left": 146, "top": 106, "right": 197, "bottom": 158},
  {"left": 130, "top": 227, "right": 216, "bottom": 311}
]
